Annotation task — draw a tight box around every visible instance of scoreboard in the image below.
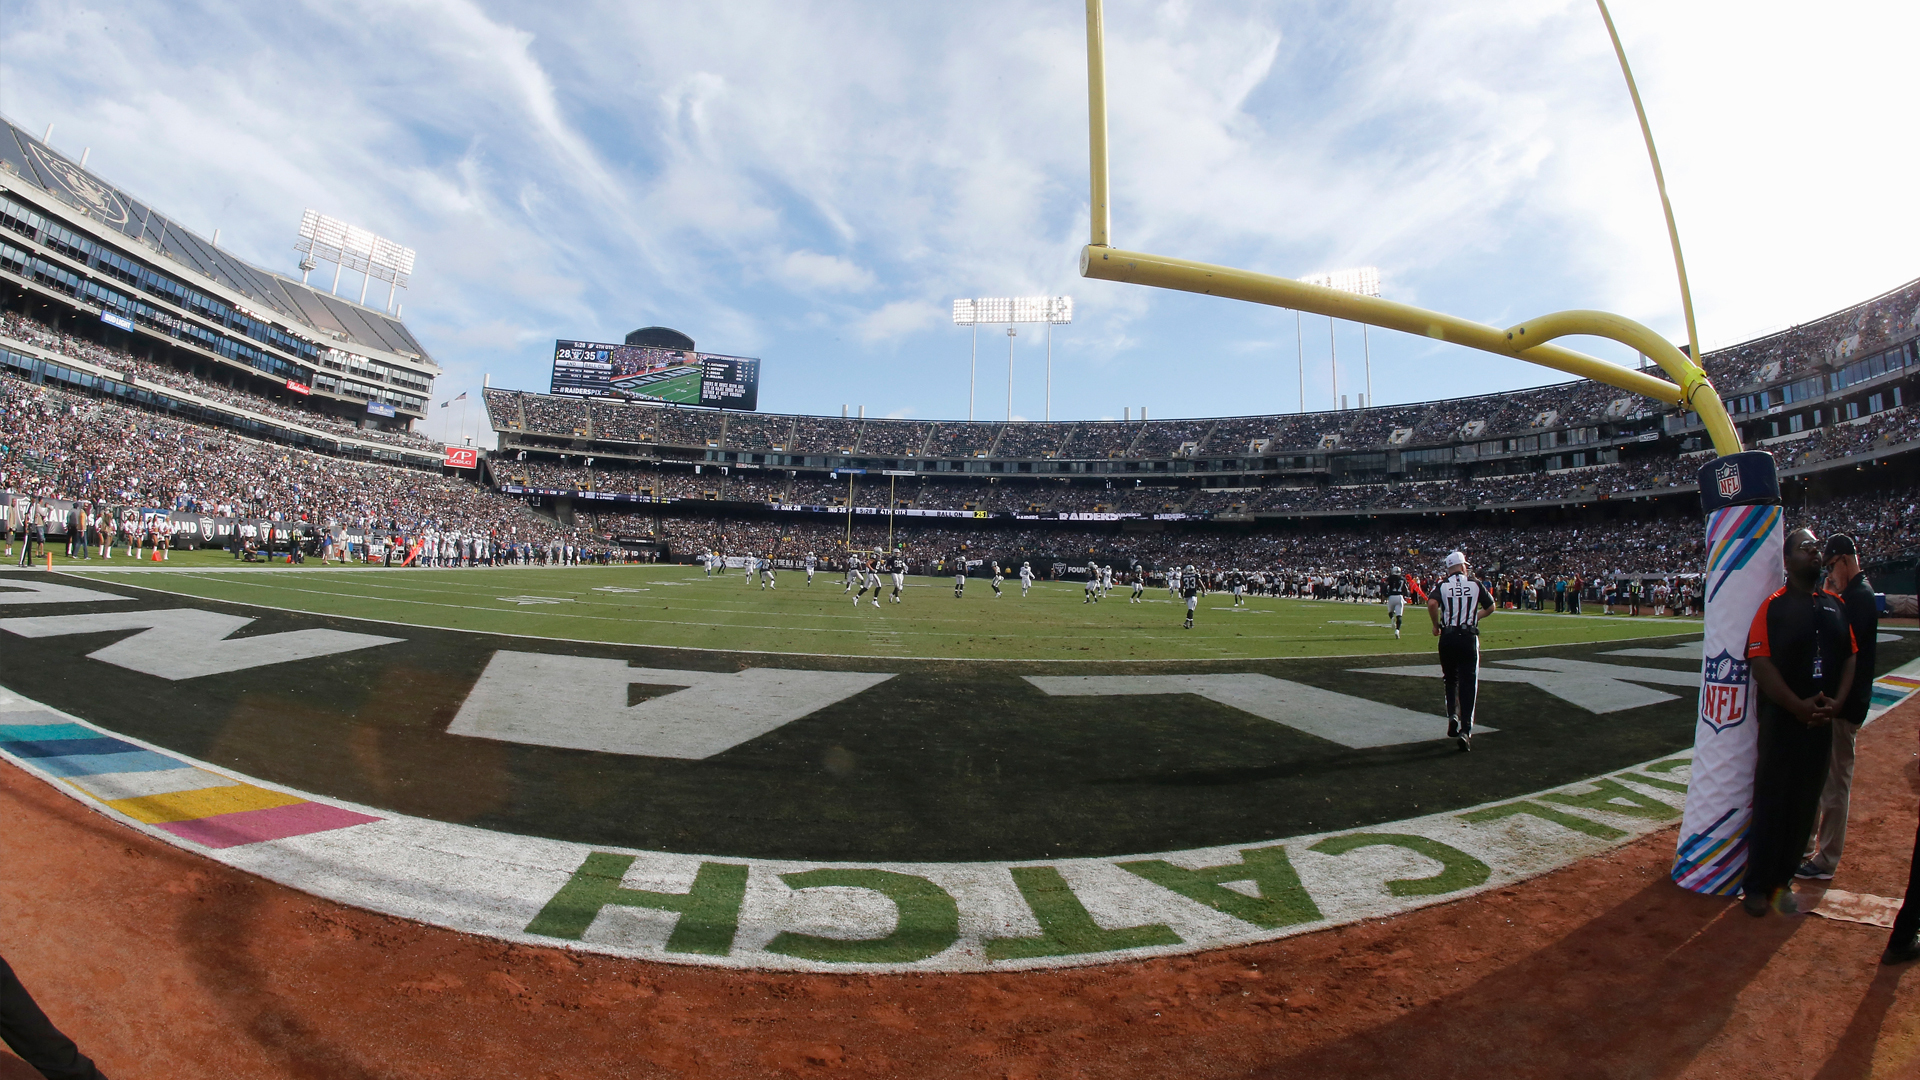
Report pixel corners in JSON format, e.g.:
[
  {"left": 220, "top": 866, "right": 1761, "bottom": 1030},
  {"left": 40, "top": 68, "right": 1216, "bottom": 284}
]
[
  {"left": 550, "top": 340, "right": 760, "bottom": 411},
  {"left": 697, "top": 354, "right": 759, "bottom": 409}
]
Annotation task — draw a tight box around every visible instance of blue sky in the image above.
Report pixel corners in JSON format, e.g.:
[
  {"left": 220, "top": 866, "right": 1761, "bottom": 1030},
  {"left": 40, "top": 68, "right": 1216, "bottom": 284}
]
[{"left": 2, "top": 0, "right": 1914, "bottom": 442}]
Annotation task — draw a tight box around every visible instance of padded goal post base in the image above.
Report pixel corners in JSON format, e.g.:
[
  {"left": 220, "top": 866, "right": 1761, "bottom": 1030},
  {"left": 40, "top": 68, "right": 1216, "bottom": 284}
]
[{"left": 1672, "top": 451, "right": 1782, "bottom": 894}]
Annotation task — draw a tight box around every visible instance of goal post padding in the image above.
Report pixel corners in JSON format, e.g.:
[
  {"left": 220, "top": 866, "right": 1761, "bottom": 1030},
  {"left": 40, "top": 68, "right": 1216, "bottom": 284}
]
[{"left": 1672, "top": 451, "right": 1782, "bottom": 894}]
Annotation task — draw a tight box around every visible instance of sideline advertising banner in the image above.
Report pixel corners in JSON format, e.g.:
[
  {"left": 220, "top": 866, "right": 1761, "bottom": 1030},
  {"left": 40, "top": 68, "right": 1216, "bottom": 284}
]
[{"left": 1672, "top": 452, "right": 1782, "bottom": 895}]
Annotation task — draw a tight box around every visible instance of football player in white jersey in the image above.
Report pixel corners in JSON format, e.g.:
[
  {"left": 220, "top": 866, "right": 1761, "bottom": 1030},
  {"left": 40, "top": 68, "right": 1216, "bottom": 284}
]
[
  {"left": 852, "top": 555, "right": 874, "bottom": 605},
  {"left": 805, "top": 552, "right": 817, "bottom": 586},
  {"left": 1019, "top": 560, "right": 1034, "bottom": 597},
  {"left": 1168, "top": 565, "right": 1181, "bottom": 599},
  {"left": 1101, "top": 563, "right": 1114, "bottom": 597}
]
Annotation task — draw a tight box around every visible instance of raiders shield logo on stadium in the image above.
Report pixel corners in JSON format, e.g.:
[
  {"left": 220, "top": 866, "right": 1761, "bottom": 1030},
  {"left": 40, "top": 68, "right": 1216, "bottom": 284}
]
[
  {"left": 1715, "top": 461, "right": 1741, "bottom": 501},
  {"left": 1699, "top": 650, "right": 1750, "bottom": 732}
]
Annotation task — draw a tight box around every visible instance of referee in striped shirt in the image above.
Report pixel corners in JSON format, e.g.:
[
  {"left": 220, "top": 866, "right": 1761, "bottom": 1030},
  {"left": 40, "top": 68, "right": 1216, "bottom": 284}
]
[{"left": 1428, "top": 550, "right": 1495, "bottom": 751}]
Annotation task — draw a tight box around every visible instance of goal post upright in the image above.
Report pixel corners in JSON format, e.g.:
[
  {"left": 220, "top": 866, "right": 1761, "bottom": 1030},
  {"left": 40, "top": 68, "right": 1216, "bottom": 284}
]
[
  {"left": 1075, "top": 0, "right": 1738, "bottom": 458},
  {"left": 1076, "top": 0, "right": 1779, "bottom": 898}
]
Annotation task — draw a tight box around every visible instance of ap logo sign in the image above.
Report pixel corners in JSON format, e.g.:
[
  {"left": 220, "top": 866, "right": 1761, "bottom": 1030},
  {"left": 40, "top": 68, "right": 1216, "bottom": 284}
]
[{"left": 1699, "top": 650, "right": 1750, "bottom": 732}]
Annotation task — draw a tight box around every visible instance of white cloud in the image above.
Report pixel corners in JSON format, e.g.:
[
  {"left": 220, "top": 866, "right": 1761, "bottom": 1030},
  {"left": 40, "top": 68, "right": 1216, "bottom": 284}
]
[
  {"left": 0, "top": 0, "right": 1911, "bottom": 423},
  {"left": 855, "top": 299, "right": 942, "bottom": 343},
  {"left": 777, "top": 250, "right": 875, "bottom": 293}
]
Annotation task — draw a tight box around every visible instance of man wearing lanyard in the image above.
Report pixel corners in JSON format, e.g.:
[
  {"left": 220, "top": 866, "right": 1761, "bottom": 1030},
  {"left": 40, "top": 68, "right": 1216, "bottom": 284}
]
[
  {"left": 1427, "top": 550, "right": 1494, "bottom": 752},
  {"left": 1796, "top": 533, "right": 1878, "bottom": 883},
  {"left": 1741, "top": 527, "right": 1857, "bottom": 917}
]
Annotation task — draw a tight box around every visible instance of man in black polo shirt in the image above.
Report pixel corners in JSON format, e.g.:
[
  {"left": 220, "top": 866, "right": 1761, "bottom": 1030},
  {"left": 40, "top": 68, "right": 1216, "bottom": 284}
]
[
  {"left": 1796, "top": 533, "right": 1878, "bottom": 882},
  {"left": 1741, "top": 527, "right": 1858, "bottom": 917}
]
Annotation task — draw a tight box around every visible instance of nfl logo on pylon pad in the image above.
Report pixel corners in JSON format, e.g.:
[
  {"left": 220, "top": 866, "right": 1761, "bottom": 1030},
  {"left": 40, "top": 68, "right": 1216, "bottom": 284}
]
[
  {"left": 1715, "top": 461, "right": 1741, "bottom": 501},
  {"left": 1699, "top": 650, "right": 1750, "bottom": 732}
]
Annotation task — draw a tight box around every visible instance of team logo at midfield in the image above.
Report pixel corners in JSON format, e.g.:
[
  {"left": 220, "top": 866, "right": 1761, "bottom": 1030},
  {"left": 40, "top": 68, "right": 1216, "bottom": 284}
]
[
  {"left": 1699, "top": 650, "right": 1749, "bottom": 732},
  {"left": 1714, "top": 461, "right": 1742, "bottom": 501}
]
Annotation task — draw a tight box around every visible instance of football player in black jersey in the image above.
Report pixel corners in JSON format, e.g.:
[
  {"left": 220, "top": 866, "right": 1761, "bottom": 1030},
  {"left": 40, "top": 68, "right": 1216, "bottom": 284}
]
[{"left": 1384, "top": 566, "right": 1411, "bottom": 639}]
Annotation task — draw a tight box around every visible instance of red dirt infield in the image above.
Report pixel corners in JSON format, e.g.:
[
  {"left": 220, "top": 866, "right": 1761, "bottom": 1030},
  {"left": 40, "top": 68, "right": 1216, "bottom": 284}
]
[{"left": 4, "top": 702, "right": 1917, "bottom": 1079}]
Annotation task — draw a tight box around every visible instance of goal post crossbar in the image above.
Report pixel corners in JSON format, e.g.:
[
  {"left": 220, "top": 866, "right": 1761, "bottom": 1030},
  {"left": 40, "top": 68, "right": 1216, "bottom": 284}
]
[{"left": 1077, "top": 0, "right": 1741, "bottom": 457}]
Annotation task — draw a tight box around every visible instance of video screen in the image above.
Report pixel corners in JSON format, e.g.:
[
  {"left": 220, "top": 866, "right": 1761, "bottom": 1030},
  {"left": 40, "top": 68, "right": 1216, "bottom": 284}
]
[{"left": 550, "top": 340, "right": 758, "bottom": 410}]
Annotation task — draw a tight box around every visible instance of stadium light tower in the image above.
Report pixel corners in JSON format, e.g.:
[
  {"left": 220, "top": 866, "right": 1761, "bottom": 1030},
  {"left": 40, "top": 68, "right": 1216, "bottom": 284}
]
[
  {"left": 1298, "top": 267, "right": 1382, "bottom": 409},
  {"left": 953, "top": 296, "right": 1073, "bottom": 421},
  {"left": 294, "top": 209, "right": 417, "bottom": 314}
]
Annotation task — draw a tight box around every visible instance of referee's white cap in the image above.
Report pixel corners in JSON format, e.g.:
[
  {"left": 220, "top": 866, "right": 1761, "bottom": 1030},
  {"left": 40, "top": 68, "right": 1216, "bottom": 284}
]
[{"left": 1444, "top": 550, "right": 1466, "bottom": 569}]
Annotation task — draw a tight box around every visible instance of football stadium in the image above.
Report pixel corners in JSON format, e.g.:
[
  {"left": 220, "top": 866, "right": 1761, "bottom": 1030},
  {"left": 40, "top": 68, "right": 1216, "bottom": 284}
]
[{"left": 3, "top": 3, "right": 1920, "bottom": 1077}]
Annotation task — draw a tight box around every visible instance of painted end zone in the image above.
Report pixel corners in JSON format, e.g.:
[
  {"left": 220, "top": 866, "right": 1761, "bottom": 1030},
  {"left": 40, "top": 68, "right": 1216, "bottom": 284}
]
[{"left": 0, "top": 681, "right": 1700, "bottom": 973}]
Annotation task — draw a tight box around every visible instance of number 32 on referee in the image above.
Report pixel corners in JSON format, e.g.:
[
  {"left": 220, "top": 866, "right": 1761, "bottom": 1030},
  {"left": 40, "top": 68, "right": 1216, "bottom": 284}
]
[{"left": 1427, "top": 550, "right": 1495, "bottom": 752}]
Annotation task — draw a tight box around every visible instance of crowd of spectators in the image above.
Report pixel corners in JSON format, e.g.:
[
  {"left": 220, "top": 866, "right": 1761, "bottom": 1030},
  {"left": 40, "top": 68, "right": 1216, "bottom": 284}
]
[
  {"left": 1132, "top": 418, "right": 1212, "bottom": 458},
  {"left": 1, "top": 311, "right": 439, "bottom": 453},
  {"left": 1069, "top": 421, "right": 1140, "bottom": 458},
  {"left": 484, "top": 388, "right": 524, "bottom": 431},
  {"left": 926, "top": 421, "right": 996, "bottom": 458},
  {"left": 502, "top": 461, "right": 715, "bottom": 500},
  {"left": 1337, "top": 405, "right": 1429, "bottom": 449},
  {"left": 493, "top": 398, "right": 1913, "bottom": 520},
  {"left": 650, "top": 406, "right": 723, "bottom": 447},
  {"left": 723, "top": 414, "right": 794, "bottom": 451},
  {"left": 626, "top": 511, "right": 1724, "bottom": 584},
  {"left": 1705, "top": 279, "right": 1920, "bottom": 390},
  {"left": 790, "top": 416, "right": 862, "bottom": 453},
  {"left": 521, "top": 394, "right": 590, "bottom": 437},
  {"left": 485, "top": 344, "right": 1905, "bottom": 462},
  {"left": 505, "top": 464, "right": 1919, "bottom": 603},
  {"left": 1, "top": 372, "right": 586, "bottom": 553},
  {"left": 1772, "top": 407, "right": 1920, "bottom": 470},
  {"left": 858, "top": 419, "right": 933, "bottom": 456},
  {"left": 993, "top": 421, "right": 1076, "bottom": 459}
]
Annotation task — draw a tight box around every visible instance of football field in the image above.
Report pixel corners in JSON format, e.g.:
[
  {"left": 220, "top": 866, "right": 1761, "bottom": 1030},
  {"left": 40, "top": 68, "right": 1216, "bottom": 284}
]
[{"left": 63, "top": 559, "right": 1701, "bottom": 661}]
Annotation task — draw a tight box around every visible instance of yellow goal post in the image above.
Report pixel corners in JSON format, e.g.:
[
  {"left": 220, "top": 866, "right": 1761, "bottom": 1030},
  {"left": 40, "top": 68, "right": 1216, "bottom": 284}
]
[{"left": 1077, "top": 0, "right": 1741, "bottom": 458}]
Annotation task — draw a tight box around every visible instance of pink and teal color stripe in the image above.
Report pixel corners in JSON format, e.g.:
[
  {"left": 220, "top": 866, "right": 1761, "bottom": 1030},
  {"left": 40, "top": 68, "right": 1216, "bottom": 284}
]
[{"left": 0, "top": 713, "right": 378, "bottom": 849}]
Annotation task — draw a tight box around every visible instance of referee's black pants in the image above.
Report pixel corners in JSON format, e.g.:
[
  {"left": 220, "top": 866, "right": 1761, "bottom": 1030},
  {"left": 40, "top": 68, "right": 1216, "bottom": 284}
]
[
  {"left": 1, "top": 954, "right": 107, "bottom": 1079},
  {"left": 1741, "top": 704, "right": 1832, "bottom": 900},
  {"left": 1438, "top": 628, "right": 1480, "bottom": 732},
  {"left": 1890, "top": 806, "right": 1920, "bottom": 949}
]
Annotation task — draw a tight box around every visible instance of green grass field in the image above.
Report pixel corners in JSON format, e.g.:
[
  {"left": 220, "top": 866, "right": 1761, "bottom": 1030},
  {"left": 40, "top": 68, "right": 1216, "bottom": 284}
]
[
  {"left": 61, "top": 555, "right": 1703, "bottom": 660},
  {"left": 616, "top": 367, "right": 703, "bottom": 404}
]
